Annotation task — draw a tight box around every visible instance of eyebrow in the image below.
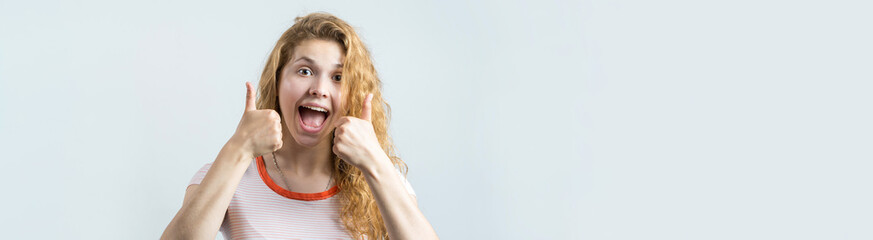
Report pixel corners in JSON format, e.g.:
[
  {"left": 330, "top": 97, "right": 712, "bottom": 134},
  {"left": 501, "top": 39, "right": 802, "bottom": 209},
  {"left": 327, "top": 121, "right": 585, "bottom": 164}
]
[{"left": 293, "top": 56, "right": 343, "bottom": 68}]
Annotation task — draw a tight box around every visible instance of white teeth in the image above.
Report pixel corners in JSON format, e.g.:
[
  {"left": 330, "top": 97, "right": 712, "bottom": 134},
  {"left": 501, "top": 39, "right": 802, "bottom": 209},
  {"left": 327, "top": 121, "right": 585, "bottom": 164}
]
[{"left": 303, "top": 105, "right": 328, "bottom": 113}]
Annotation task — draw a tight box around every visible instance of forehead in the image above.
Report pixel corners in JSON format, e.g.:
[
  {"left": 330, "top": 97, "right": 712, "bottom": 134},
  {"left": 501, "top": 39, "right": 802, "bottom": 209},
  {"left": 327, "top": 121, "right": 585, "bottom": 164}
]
[{"left": 290, "top": 39, "right": 345, "bottom": 66}]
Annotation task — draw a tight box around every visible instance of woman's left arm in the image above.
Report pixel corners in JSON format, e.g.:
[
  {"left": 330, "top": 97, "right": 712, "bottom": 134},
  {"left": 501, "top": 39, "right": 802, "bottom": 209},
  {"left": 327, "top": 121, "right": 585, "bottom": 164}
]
[
  {"left": 361, "top": 154, "right": 439, "bottom": 239},
  {"left": 333, "top": 94, "right": 439, "bottom": 240}
]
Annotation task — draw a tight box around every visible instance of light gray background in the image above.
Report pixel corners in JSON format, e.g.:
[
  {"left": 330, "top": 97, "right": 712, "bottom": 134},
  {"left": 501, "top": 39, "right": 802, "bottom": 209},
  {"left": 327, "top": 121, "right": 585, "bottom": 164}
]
[{"left": 1, "top": 0, "right": 871, "bottom": 239}]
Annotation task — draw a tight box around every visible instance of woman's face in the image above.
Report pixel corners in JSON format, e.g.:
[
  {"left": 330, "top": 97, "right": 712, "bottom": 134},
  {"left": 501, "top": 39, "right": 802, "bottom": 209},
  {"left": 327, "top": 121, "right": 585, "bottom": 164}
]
[{"left": 277, "top": 39, "right": 345, "bottom": 147}]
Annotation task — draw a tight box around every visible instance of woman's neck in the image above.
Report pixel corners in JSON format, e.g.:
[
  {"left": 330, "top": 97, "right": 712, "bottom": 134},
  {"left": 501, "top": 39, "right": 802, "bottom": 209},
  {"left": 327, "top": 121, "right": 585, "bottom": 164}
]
[{"left": 272, "top": 129, "right": 334, "bottom": 177}]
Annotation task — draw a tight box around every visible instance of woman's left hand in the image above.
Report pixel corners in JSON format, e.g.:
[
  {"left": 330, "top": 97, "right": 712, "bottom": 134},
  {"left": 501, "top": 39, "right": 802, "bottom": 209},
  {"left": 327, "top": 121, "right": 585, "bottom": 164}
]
[{"left": 333, "top": 93, "right": 387, "bottom": 171}]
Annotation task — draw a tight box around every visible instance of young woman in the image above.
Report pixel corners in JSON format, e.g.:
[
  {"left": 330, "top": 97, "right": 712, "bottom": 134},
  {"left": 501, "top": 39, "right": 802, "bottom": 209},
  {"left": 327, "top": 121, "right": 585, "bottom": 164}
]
[{"left": 161, "top": 13, "right": 439, "bottom": 239}]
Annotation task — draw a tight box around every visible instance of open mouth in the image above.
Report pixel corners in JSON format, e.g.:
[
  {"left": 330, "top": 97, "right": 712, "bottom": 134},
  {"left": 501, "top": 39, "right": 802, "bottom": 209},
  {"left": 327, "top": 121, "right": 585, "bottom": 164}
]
[{"left": 298, "top": 105, "right": 330, "bottom": 133}]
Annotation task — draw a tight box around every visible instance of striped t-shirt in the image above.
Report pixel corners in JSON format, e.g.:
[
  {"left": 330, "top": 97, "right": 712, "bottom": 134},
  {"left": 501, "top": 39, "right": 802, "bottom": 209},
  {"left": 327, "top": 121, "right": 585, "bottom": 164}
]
[{"left": 188, "top": 156, "right": 415, "bottom": 239}]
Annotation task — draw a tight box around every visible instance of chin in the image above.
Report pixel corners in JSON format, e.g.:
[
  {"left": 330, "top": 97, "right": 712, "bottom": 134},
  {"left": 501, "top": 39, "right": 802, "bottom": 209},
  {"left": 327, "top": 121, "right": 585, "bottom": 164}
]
[
  {"left": 288, "top": 125, "right": 334, "bottom": 148},
  {"left": 291, "top": 134, "right": 321, "bottom": 148}
]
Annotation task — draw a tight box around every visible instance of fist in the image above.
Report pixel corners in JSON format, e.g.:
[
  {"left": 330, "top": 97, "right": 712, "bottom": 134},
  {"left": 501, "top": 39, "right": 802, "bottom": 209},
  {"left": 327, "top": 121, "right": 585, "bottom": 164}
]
[
  {"left": 232, "top": 82, "right": 283, "bottom": 157},
  {"left": 332, "top": 93, "right": 386, "bottom": 170}
]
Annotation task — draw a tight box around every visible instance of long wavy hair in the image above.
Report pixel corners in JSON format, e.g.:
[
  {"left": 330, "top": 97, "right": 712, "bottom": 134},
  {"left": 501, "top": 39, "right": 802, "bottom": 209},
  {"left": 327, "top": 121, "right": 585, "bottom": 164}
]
[{"left": 254, "top": 12, "right": 406, "bottom": 239}]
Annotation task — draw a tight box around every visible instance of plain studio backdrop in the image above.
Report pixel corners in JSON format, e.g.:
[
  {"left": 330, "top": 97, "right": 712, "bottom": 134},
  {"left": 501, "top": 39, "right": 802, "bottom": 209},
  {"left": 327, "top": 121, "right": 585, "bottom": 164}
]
[{"left": 1, "top": 0, "right": 871, "bottom": 239}]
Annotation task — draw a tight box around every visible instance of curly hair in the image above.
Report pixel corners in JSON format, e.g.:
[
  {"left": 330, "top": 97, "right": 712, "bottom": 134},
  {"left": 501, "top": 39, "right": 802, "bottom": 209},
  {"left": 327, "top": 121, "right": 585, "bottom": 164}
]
[{"left": 254, "top": 12, "right": 406, "bottom": 239}]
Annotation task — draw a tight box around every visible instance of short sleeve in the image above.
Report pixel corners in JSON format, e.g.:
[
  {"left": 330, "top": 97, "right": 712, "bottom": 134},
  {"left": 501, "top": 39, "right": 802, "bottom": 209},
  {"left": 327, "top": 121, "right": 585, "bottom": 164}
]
[
  {"left": 397, "top": 169, "right": 416, "bottom": 196},
  {"left": 188, "top": 163, "right": 213, "bottom": 186}
]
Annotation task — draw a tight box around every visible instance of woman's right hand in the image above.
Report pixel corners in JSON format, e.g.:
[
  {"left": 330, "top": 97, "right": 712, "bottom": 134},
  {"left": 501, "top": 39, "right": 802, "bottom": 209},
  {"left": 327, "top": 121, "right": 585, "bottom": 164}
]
[{"left": 230, "top": 81, "right": 283, "bottom": 158}]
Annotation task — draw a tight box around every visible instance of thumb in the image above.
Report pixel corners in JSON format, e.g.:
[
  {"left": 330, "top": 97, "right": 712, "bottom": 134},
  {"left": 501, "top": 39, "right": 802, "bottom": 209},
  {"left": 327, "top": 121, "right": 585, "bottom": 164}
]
[
  {"left": 361, "top": 93, "right": 373, "bottom": 122},
  {"left": 245, "top": 82, "right": 256, "bottom": 111}
]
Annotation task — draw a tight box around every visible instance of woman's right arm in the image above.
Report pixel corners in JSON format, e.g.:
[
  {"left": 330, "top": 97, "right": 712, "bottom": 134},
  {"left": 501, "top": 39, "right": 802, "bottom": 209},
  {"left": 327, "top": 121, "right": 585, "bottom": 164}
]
[
  {"left": 161, "top": 82, "right": 284, "bottom": 240},
  {"left": 160, "top": 140, "right": 253, "bottom": 240}
]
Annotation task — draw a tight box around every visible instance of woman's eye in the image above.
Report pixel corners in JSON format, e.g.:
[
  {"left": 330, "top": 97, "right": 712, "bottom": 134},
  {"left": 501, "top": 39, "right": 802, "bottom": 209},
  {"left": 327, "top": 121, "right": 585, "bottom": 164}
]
[
  {"left": 297, "top": 68, "right": 312, "bottom": 76},
  {"left": 333, "top": 75, "right": 342, "bottom": 82}
]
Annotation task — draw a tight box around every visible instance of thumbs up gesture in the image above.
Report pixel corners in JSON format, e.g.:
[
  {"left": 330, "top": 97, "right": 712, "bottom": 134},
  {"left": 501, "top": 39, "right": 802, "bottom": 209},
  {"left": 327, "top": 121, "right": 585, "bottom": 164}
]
[
  {"left": 231, "top": 82, "right": 284, "bottom": 158},
  {"left": 332, "top": 93, "right": 386, "bottom": 170}
]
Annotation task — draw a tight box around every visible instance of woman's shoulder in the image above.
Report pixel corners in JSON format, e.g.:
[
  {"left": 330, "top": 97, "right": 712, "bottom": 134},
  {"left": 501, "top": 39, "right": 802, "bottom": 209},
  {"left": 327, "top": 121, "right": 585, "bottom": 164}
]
[
  {"left": 187, "top": 162, "right": 213, "bottom": 186},
  {"left": 187, "top": 159, "right": 259, "bottom": 186}
]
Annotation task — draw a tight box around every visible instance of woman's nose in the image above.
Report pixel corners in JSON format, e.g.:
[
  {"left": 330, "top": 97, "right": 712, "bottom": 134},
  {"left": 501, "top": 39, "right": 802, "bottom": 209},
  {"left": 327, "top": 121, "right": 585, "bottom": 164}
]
[{"left": 308, "top": 77, "right": 330, "bottom": 97}]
